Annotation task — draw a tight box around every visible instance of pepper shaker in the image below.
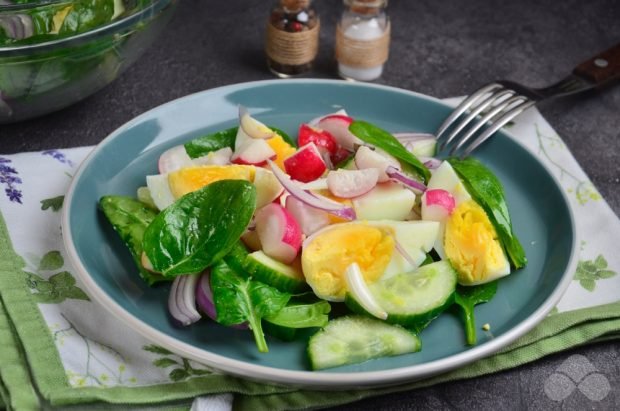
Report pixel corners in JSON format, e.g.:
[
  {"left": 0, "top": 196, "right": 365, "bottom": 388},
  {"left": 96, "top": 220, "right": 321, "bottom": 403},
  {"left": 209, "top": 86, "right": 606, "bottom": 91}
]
[
  {"left": 265, "top": 0, "right": 320, "bottom": 77},
  {"left": 336, "top": 0, "right": 390, "bottom": 81}
]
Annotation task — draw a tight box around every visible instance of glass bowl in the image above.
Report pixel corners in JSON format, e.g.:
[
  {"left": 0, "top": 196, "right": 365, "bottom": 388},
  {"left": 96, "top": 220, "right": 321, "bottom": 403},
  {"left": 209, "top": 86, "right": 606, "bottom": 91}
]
[{"left": 0, "top": 0, "right": 177, "bottom": 124}]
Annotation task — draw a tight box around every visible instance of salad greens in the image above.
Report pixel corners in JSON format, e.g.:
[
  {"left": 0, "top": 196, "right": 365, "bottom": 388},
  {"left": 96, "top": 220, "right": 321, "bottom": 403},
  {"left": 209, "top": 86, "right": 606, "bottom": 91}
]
[
  {"left": 184, "top": 127, "right": 237, "bottom": 159},
  {"left": 448, "top": 157, "right": 527, "bottom": 269},
  {"left": 184, "top": 126, "right": 296, "bottom": 159},
  {"left": 143, "top": 180, "right": 256, "bottom": 277},
  {"left": 99, "top": 195, "right": 164, "bottom": 285},
  {"left": 349, "top": 120, "right": 431, "bottom": 184},
  {"left": 454, "top": 281, "right": 498, "bottom": 345},
  {"left": 99, "top": 108, "right": 527, "bottom": 369},
  {"left": 210, "top": 259, "right": 291, "bottom": 353}
]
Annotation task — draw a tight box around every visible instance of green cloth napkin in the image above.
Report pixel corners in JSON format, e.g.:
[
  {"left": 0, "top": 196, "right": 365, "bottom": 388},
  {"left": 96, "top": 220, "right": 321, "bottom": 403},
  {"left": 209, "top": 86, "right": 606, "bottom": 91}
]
[{"left": 0, "top": 106, "right": 618, "bottom": 411}]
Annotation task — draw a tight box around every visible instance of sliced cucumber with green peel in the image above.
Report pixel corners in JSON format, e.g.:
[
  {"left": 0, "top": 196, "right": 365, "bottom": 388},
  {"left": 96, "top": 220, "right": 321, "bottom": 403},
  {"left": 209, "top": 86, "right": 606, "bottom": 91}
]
[
  {"left": 345, "top": 261, "right": 457, "bottom": 328},
  {"left": 244, "top": 251, "right": 308, "bottom": 293},
  {"left": 308, "top": 316, "right": 421, "bottom": 370},
  {"left": 223, "top": 241, "right": 250, "bottom": 277}
]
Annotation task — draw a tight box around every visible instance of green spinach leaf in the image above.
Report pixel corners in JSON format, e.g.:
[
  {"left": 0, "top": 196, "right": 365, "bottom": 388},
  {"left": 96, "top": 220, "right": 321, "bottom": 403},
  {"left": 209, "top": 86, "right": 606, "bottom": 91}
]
[
  {"left": 349, "top": 121, "right": 431, "bottom": 183},
  {"left": 183, "top": 125, "right": 296, "bottom": 160},
  {"left": 184, "top": 127, "right": 238, "bottom": 159},
  {"left": 142, "top": 180, "right": 256, "bottom": 277},
  {"left": 264, "top": 300, "right": 331, "bottom": 328},
  {"left": 454, "top": 281, "right": 497, "bottom": 345},
  {"left": 210, "top": 260, "right": 291, "bottom": 353},
  {"left": 448, "top": 157, "right": 526, "bottom": 269},
  {"left": 100, "top": 195, "right": 164, "bottom": 285}
]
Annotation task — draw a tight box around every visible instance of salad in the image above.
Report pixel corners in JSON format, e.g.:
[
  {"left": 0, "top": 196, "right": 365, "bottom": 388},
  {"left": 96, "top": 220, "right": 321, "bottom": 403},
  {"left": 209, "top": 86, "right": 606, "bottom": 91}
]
[{"left": 100, "top": 107, "right": 526, "bottom": 371}]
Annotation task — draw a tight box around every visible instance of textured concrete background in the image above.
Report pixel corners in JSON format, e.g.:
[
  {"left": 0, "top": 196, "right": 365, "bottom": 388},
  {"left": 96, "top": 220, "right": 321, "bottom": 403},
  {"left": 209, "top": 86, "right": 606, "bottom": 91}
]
[{"left": 1, "top": 0, "right": 619, "bottom": 409}]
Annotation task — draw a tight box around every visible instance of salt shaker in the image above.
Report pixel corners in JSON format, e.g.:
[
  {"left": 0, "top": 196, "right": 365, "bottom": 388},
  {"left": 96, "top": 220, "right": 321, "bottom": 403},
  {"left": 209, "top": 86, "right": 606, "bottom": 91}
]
[
  {"left": 336, "top": 0, "right": 390, "bottom": 81},
  {"left": 265, "top": 0, "right": 320, "bottom": 77}
]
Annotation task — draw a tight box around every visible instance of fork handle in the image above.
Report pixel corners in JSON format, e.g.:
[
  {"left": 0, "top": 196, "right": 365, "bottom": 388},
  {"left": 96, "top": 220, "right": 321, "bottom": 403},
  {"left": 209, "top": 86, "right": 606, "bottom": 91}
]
[{"left": 573, "top": 41, "right": 620, "bottom": 85}]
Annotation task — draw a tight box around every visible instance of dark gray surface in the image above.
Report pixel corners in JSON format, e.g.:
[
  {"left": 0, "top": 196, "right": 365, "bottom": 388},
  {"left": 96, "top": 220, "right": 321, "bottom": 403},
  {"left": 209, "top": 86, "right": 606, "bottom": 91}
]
[{"left": 2, "top": 0, "right": 619, "bottom": 409}]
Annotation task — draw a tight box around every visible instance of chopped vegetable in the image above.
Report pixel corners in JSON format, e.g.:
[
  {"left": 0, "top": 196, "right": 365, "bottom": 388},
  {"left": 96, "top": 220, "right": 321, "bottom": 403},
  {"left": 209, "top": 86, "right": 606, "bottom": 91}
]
[
  {"left": 99, "top": 195, "right": 164, "bottom": 285},
  {"left": 143, "top": 180, "right": 256, "bottom": 277},
  {"left": 454, "top": 281, "right": 498, "bottom": 345},
  {"left": 210, "top": 260, "right": 291, "bottom": 353},
  {"left": 308, "top": 316, "right": 421, "bottom": 370}
]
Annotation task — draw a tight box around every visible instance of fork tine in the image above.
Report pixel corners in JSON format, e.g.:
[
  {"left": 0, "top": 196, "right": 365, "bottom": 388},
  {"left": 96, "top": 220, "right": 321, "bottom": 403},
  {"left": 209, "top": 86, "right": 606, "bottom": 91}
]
[
  {"left": 441, "top": 88, "right": 514, "bottom": 149},
  {"left": 447, "top": 95, "right": 528, "bottom": 155},
  {"left": 459, "top": 100, "right": 536, "bottom": 158},
  {"left": 436, "top": 83, "right": 502, "bottom": 144}
]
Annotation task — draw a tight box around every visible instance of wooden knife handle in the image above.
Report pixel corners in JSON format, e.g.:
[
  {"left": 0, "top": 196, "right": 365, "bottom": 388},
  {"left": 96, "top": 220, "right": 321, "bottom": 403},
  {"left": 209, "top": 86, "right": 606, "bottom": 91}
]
[{"left": 573, "top": 41, "right": 620, "bottom": 85}]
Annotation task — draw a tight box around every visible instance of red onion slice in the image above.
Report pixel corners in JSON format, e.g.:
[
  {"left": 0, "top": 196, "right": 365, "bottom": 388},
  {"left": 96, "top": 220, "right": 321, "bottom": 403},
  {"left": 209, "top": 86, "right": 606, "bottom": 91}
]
[
  {"left": 195, "top": 271, "right": 249, "bottom": 330},
  {"left": 196, "top": 271, "right": 217, "bottom": 321},
  {"left": 394, "top": 239, "right": 419, "bottom": 269},
  {"left": 386, "top": 166, "right": 427, "bottom": 194},
  {"left": 168, "top": 274, "right": 201, "bottom": 326},
  {"left": 268, "top": 160, "right": 356, "bottom": 220},
  {"left": 420, "top": 156, "right": 443, "bottom": 170}
]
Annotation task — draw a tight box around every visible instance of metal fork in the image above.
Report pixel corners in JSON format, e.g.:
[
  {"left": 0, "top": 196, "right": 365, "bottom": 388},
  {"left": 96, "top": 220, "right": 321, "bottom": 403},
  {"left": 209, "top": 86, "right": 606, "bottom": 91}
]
[{"left": 437, "top": 41, "right": 620, "bottom": 157}]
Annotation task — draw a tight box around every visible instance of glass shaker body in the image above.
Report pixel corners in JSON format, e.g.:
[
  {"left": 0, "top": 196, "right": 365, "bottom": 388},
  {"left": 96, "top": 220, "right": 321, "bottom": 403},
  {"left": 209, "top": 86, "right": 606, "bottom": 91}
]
[
  {"left": 336, "top": 0, "right": 390, "bottom": 81},
  {"left": 266, "top": 0, "right": 320, "bottom": 77}
]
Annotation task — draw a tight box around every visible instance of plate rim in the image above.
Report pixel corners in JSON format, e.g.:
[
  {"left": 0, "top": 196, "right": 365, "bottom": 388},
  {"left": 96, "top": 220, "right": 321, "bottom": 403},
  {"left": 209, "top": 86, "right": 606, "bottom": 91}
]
[{"left": 62, "top": 78, "right": 578, "bottom": 388}]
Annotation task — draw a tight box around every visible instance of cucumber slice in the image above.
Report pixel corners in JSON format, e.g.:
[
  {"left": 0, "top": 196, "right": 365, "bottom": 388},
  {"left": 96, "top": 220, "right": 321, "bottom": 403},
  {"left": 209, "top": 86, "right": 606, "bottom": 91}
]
[
  {"left": 223, "top": 241, "right": 250, "bottom": 277},
  {"left": 244, "top": 251, "right": 308, "bottom": 293},
  {"left": 345, "top": 261, "right": 457, "bottom": 328},
  {"left": 263, "top": 321, "right": 298, "bottom": 341},
  {"left": 308, "top": 316, "right": 421, "bottom": 370}
]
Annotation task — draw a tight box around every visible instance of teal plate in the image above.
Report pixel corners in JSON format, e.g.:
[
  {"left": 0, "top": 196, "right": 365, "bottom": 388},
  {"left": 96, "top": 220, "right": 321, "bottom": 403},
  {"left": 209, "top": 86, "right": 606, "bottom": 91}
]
[{"left": 63, "top": 80, "right": 577, "bottom": 388}]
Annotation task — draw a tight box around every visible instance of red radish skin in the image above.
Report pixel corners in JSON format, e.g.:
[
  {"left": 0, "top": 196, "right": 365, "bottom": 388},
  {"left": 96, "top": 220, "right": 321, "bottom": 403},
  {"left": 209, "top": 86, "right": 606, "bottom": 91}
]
[
  {"left": 322, "top": 114, "right": 354, "bottom": 124},
  {"left": 331, "top": 147, "right": 353, "bottom": 166},
  {"left": 318, "top": 115, "right": 361, "bottom": 151},
  {"left": 298, "top": 124, "right": 338, "bottom": 155},
  {"left": 284, "top": 143, "right": 327, "bottom": 183},
  {"left": 255, "top": 203, "right": 302, "bottom": 264},
  {"left": 326, "top": 168, "right": 379, "bottom": 198},
  {"left": 285, "top": 195, "right": 330, "bottom": 236},
  {"left": 422, "top": 189, "right": 456, "bottom": 221},
  {"left": 425, "top": 189, "right": 455, "bottom": 213}
]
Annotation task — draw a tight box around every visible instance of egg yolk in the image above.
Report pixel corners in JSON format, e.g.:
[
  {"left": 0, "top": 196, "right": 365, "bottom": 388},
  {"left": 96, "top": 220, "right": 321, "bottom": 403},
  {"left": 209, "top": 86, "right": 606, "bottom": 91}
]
[
  {"left": 168, "top": 165, "right": 255, "bottom": 198},
  {"left": 266, "top": 134, "right": 297, "bottom": 170},
  {"left": 302, "top": 224, "right": 395, "bottom": 301},
  {"left": 444, "top": 200, "right": 506, "bottom": 285}
]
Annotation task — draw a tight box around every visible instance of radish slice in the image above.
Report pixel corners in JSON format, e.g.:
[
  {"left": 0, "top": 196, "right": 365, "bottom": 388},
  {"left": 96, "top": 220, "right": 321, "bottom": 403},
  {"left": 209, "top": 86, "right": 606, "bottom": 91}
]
[
  {"left": 283, "top": 142, "right": 327, "bottom": 183},
  {"left": 268, "top": 160, "right": 356, "bottom": 220},
  {"left": 158, "top": 145, "right": 193, "bottom": 174},
  {"left": 421, "top": 189, "right": 455, "bottom": 221},
  {"left": 318, "top": 115, "right": 361, "bottom": 151},
  {"left": 168, "top": 274, "right": 201, "bottom": 326},
  {"left": 345, "top": 263, "right": 387, "bottom": 320},
  {"left": 253, "top": 167, "right": 284, "bottom": 208},
  {"left": 239, "top": 106, "right": 274, "bottom": 139},
  {"left": 285, "top": 196, "right": 330, "bottom": 236},
  {"left": 298, "top": 124, "right": 338, "bottom": 155},
  {"left": 308, "top": 109, "right": 348, "bottom": 127},
  {"left": 354, "top": 146, "right": 400, "bottom": 182},
  {"left": 386, "top": 166, "right": 427, "bottom": 194},
  {"left": 327, "top": 168, "right": 379, "bottom": 198},
  {"left": 232, "top": 138, "right": 276, "bottom": 165},
  {"left": 255, "top": 203, "right": 302, "bottom": 264}
]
